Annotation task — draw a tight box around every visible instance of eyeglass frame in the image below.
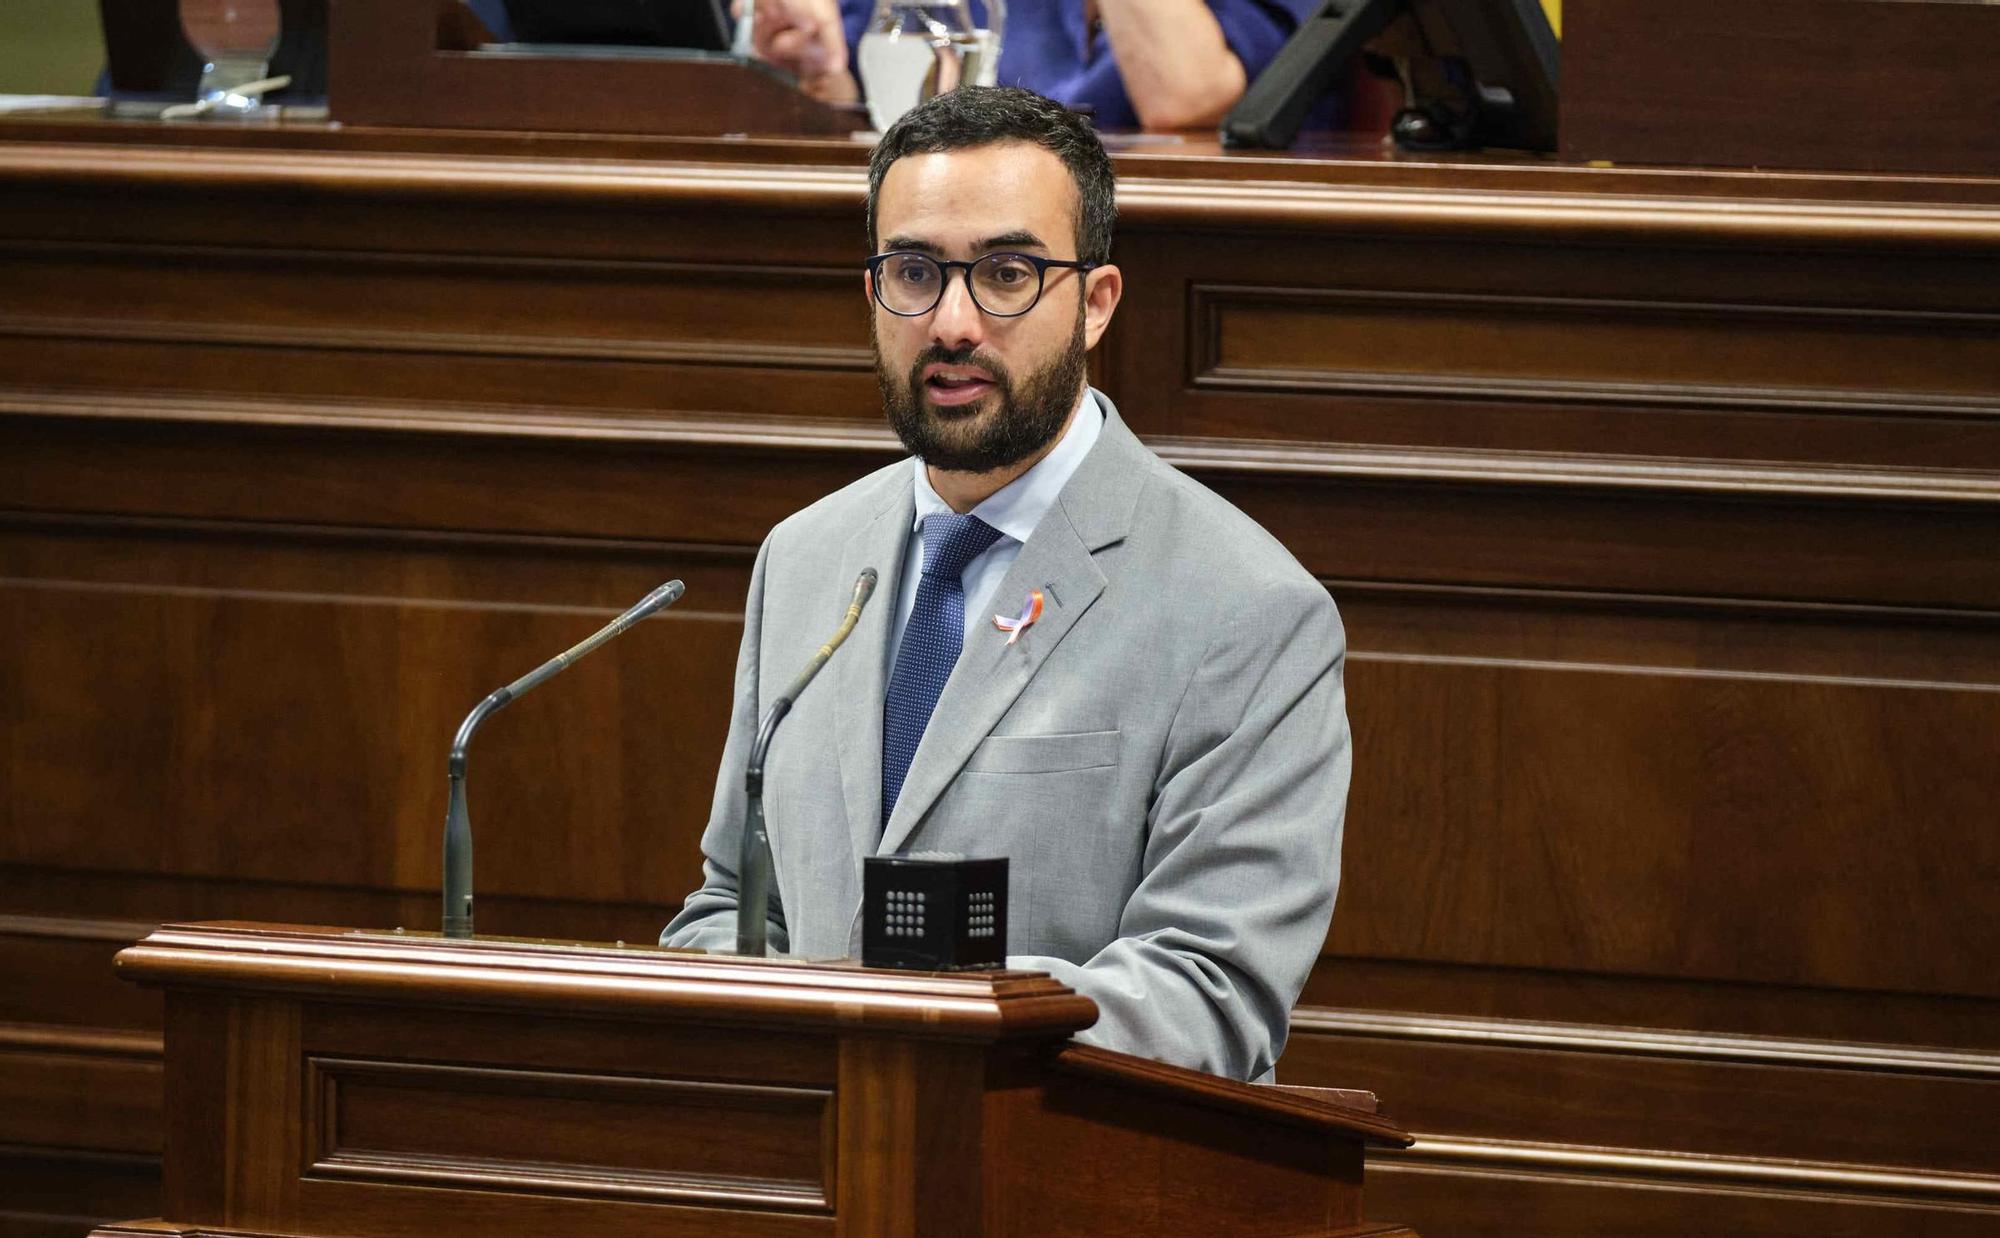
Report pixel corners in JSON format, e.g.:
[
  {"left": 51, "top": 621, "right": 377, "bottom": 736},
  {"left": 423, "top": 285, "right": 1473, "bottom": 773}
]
[{"left": 864, "top": 250, "right": 1101, "bottom": 319}]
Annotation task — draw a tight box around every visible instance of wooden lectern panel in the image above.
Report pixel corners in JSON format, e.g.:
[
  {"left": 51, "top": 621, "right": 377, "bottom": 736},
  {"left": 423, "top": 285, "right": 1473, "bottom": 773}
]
[
  {"left": 1563, "top": 0, "right": 2000, "bottom": 175},
  {"left": 328, "top": 0, "right": 859, "bottom": 137},
  {"left": 99, "top": 923, "right": 1413, "bottom": 1238}
]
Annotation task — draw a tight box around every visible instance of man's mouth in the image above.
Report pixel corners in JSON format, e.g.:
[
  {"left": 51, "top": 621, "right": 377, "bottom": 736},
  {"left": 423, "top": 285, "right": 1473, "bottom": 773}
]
[{"left": 922, "top": 364, "right": 997, "bottom": 407}]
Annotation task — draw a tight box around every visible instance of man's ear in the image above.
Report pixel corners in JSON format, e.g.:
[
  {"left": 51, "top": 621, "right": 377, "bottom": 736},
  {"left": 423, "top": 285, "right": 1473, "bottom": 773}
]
[{"left": 1082, "top": 263, "right": 1123, "bottom": 350}]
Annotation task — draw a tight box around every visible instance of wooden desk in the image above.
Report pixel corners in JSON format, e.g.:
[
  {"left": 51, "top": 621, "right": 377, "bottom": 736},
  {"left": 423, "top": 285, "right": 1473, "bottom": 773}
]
[{"left": 2, "top": 116, "right": 1997, "bottom": 1237}]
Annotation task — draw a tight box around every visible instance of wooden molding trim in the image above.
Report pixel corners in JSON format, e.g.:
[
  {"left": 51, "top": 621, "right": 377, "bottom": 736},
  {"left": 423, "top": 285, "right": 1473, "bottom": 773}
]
[
  {"left": 1291, "top": 1008, "right": 2000, "bottom": 1079},
  {"left": 1, "top": 574, "right": 754, "bottom": 626},
  {"left": 301, "top": 1149, "right": 831, "bottom": 1210},
  {"left": 1117, "top": 177, "right": 2000, "bottom": 251},
  {"left": 0, "top": 386, "right": 898, "bottom": 455},
  {"left": 0, "top": 508, "right": 765, "bottom": 562},
  {"left": 10, "top": 386, "right": 1999, "bottom": 507},
  {"left": 0, "top": 914, "right": 160, "bottom": 945},
  {"left": 304, "top": 1056, "right": 834, "bottom": 1211},
  {"left": 1378, "top": 1134, "right": 2000, "bottom": 1207},
  {"left": 0, "top": 1022, "right": 161, "bottom": 1061},
  {"left": 114, "top": 922, "right": 1099, "bottom": 1042},
  {"left": 3, "top": 1145, "right": 158, "bottom": 1170},
  {"left": 0, "top": 143, "right": 869, "bottom": 214},
  {"left": 0, "top": 237, "right": 853, "bottom": 281},
  {"left": 1187, "top": 285, "right": 2000, "bottom": 419},
  {"left": 1346, "top": 648, "right": 2000, "bottom": 696},
  {"left": 1147, "top": 434, "right": 2000, "bottom": 505},
  {"left": 0, "top": 312, "right": 876, "bottom": 375},
  {"left": 1324, "top": 577, "right": 2000, "bottom": 625},
  {"left": 1052, "top": 1043, "right": 1412, "bottom": 1147},
  {"left": 7, "top": 142, "right": 2000, "bottom": 251},
  {"left": 1194, "top": 364, "right": 2000, "bottom": 422}
]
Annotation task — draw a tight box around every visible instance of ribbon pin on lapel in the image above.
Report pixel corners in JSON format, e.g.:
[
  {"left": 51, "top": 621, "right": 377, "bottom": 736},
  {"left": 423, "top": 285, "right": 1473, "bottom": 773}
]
[{"left": 993, "top": 589, "right": 1044, "bottom": 645}]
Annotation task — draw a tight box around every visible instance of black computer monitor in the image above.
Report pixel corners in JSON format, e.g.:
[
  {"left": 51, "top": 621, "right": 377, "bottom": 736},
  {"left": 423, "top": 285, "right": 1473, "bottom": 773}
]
[
  {"left": 500, "top": 0, "right": 732, "bottom": 52},
  {"left": 1407, "top": 0, "right": 1559, "bottom": 152},
  {"left": 1223, "top": 0, "right": 1559, "bottom": 153}
]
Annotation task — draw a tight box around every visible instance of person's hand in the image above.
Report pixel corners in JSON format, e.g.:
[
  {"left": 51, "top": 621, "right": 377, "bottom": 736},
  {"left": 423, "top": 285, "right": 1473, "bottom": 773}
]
[{"left": 734, "top": 0, "right": 861, "bottom": 104}]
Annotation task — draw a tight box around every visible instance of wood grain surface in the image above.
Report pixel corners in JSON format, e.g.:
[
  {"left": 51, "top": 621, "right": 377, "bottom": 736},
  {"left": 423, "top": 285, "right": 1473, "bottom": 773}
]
[
  {"left": 99, "top": 925, "right": 1404, "bottom": 1237},
  {"left": 2, "top": 113, "right": 1997, "bottom": 1236}
]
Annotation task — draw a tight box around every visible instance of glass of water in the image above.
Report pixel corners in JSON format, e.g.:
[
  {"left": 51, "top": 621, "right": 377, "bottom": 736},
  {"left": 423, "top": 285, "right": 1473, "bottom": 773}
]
[
  {"left": 178, "top": 0, "right": 282, "bottom": 115},
  {"left": 856, "top": 1, "right": 1006, "bottom": 132}
]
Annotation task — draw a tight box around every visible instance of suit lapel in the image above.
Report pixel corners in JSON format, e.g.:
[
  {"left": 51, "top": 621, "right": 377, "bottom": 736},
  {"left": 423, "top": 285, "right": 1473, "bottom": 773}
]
[
  {"left": 832, "top": 479, "right": 915, "bottom": 882},
  {"left": 877, "top": 394, "right": 1150, "bottom": 856}
]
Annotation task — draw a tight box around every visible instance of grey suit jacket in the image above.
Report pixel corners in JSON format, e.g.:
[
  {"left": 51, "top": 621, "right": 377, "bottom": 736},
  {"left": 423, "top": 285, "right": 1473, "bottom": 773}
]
[{"left": 661, "top": 393, "right": 1349, "bottom": 1081}]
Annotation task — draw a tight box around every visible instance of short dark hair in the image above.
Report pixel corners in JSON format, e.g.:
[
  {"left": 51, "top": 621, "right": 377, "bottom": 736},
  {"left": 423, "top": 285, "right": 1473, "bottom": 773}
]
[{"left": 867, "top": 87, "right": 1116, "bottom": 265}]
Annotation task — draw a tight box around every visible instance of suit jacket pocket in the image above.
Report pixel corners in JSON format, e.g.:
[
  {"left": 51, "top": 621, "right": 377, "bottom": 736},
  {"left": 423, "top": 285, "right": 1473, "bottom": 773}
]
[{"left": 963, "top": 729, "right": 1121, "bottom": 775}]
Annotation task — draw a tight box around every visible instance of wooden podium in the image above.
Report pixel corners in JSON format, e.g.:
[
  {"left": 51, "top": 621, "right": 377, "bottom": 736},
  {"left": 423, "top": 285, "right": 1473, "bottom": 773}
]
[
  {"left": 328, "top": 0, "right": 860, "bottom": 137},
  {"left": 93, "top": 923, "right": 1414, "bottom": 1238}
]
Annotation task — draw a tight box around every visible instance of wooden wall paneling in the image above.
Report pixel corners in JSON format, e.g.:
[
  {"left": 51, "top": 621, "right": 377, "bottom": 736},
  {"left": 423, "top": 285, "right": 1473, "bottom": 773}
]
[
  {"left": 1363, "top": 1158, "right": 2000, "bottom": 1238},
  {"left": 1102, "top": 142, "right": 1999, "bottom": 1232},
  {"left": 1104, "top": 223, "right": 2000, "bottom": 470},
  {"left": 1287, "top": 1015, "right": 2000, "bottom": 1174},
  {"left": 328, "top": 0, "right": 858, "bottom": 139},
  {"left": 0, "top": 916, "right": 163, "bottom": 1236},
  {"left": 0, "top": 1147, "right": 159, "bottom": 1238},
  {"left": 0, "top": 141, "right": 873, "bottom": 261},
  {"left": 1298, "top": 956, "right": 2000, "bottom": 1052},
  {"left": 1214, "top": 473, "right": 2000, "bottom": 610},
  {"left": 1331, "top": 645, "right": 2000, "bottom": 992},
  {"left": 834, "top": 1038, "right": 988, "bottom": 1235},
  {"left": 294, "top": 1003, "right": 845, "bottom": 1229},
  {"left": 1561, "top": 0, "right": 2000, "bottom": 177},
  {"left": 306, "top": 1061, "right": 836, "bottom": 1209},
  {"left": 0, "top": 510, "right": 761, "bottom": 911},
  {"left": 3, "top": 120, "right": 1999, "bottom": 1235},
  {"left": 1190, "top": 285, "right": 2000, "bottom": 398},
  {"left": 1287, "top": 1011, "right": 2000, "bottom": 1234},
  {"left": 0, "top": 868, "right": 680, "bottom": 950},
  {"left": 977, "top": 1045, "right": 1382, "bottom": 1237},
  {"left": 0, "top": 240, "right": 882, "bottom": 422},
  {"left": 0, "top": 417, "right": 888, "bottom": 543},
  {"left": 0, "top": 1023, "right": 160, "bottom": 1153},
  {"left": 0, "top": 915, "right": 160, "bottom": 1028}
]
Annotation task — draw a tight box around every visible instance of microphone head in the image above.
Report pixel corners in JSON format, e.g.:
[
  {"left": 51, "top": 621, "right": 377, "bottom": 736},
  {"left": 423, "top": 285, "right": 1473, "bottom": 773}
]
[
  {"left": 854, "top": 567, "right": 879, "bottom": 605},
  {"left": 634, "top": 579, "right": 686, "bottom": 619}
]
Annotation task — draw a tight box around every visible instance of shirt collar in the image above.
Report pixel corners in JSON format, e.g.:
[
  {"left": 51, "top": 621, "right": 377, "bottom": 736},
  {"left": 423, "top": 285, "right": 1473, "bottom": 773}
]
[{"left": 911, "top": 388, "right": 1106, "bottom": 544}]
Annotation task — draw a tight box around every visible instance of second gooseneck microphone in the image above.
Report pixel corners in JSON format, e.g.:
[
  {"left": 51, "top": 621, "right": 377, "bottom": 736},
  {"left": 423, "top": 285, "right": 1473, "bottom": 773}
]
[
  {"left": 737, "top": 568, "right": 878, "bottom": 956},
  {"left": 443, "top": 579, "right": 686, "bottom": 939}
]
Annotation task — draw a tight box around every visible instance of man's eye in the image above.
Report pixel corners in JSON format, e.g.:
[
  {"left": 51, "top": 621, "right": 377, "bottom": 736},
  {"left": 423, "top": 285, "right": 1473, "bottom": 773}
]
[
  {"left": 986, "top": 260, "right": 1032, "bottom": 285},
  {"left": 896, "top": 264, "right": 937, "bottom": 284}
]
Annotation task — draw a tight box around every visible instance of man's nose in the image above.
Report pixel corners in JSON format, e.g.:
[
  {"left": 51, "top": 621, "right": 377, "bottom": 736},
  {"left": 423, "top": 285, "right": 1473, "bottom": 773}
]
[{"left": 929, "top": 269, "right": 986, "bottom": 352}]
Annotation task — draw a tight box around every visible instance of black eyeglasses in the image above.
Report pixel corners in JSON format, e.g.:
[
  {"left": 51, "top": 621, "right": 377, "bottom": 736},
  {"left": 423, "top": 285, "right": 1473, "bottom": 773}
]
[{"left": 865, "top": 251, "right": 1098, "bottom": 318}]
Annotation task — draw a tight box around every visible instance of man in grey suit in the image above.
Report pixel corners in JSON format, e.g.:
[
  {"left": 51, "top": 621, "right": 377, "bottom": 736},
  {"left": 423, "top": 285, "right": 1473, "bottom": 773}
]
[{"left": 662, "top": 87, "right": 1348, "bottom": 1083}]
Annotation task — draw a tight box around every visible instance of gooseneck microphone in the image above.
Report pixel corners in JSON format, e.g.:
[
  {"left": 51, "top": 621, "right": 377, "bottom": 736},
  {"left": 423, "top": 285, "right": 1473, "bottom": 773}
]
[
  {"left": 737, "top": 568, "right": 878, "bottom": 956},
  {"left": 443, "top": 579, "right": 686, "bottom": 939}
]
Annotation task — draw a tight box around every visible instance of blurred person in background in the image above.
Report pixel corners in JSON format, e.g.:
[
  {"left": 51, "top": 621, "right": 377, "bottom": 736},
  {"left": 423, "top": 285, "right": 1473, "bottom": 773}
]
[{"left": 742, "top": 0, "right": 1333, "bottom": 130}]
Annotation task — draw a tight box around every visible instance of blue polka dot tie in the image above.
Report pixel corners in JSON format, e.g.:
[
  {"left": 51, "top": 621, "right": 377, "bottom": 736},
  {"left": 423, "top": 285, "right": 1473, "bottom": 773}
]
[{"left": 882, "top": 513, "right": 1004, "bottom": 827}]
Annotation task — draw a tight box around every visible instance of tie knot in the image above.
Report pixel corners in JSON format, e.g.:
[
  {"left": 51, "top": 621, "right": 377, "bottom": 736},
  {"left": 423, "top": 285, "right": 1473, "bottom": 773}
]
[{"left": 920, "top": 513, "right": 1003, "bottom": 581}]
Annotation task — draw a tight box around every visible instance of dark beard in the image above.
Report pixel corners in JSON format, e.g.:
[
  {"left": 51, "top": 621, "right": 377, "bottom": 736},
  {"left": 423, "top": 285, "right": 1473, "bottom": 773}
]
[{"left": 875, "top": 315, "right": 1088, "bottom": 475}]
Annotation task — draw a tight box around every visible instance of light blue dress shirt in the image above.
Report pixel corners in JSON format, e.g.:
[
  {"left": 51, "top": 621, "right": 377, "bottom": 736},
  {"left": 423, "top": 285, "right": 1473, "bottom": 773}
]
[{"left": 889, "top": 389, "right": 1106, "bottom": 665}]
